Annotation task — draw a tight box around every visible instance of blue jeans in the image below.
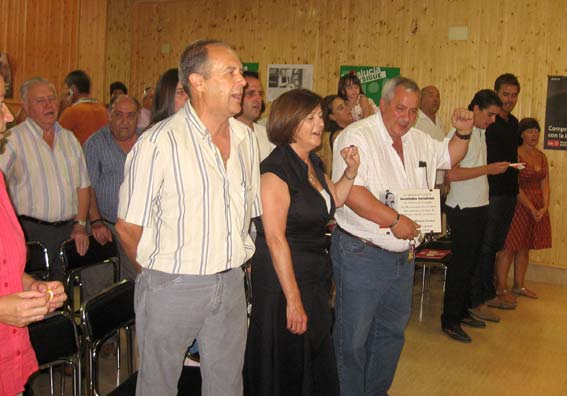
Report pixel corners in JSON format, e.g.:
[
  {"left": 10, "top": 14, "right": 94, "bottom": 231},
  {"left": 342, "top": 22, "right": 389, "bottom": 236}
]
[{"left": 331, "top": 228, "right": 414, "bottom": 396}]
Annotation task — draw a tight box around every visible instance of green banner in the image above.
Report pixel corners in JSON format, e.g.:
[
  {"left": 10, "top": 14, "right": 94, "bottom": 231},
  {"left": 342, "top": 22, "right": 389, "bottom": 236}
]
[
  {"left": 339, "top": 65, "right": 400, "bottom": 105},
  {"left": 243, "top": 62, "right": 259, "bottom": 72}
]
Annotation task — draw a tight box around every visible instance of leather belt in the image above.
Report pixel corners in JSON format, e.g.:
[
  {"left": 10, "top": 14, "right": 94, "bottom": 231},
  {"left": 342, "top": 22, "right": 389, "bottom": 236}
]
[
  {"left": 19, "top": 215, "right": 73, "bottom": 227},
  {"left": 336, "top": 225, "right": 388, "bottom": 251}
]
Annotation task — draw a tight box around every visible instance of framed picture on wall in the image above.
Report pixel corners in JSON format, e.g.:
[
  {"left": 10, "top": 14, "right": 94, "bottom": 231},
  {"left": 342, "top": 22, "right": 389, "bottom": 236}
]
[{"left": 266, "top": 64, "right": 313, "bottom": 101}]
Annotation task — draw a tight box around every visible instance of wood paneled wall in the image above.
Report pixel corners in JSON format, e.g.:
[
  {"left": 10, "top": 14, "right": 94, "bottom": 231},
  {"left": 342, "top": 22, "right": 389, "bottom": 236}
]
[
  {"left": 105, "top": 0, "right": 566, "bottom": 268},
  {"left": 2, "top": 0, "right": 566, "bottom": 267},
  {"left": 0, "top": 0, "right": 108, "bottom": 106}
]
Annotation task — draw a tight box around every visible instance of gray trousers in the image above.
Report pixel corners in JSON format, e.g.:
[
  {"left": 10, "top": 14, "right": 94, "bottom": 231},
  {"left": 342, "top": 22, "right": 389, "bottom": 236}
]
[{"left": 135, "top": 267, "right": 247, "bottom": 396}]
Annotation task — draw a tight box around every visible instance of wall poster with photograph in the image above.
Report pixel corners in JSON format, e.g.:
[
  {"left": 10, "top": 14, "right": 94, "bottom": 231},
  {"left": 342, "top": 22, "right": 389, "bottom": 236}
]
[
  {"left": 544, "top": 75, "right": 567, "bottom": 150},
  {"left": 339, "top": 65, "right": 400, "bottom": 106},
  {"left": 266, "top": 64, "right": 313, "bottom": 101}
]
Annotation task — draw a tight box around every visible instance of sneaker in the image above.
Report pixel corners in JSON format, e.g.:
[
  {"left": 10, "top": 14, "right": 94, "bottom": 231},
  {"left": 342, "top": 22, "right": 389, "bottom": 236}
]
[
  {"left": 460, "top": 316, "right": 486, "bottom": 328},
  {"left": 469, "top": 305, "right": 500, "bottom": 323},
  {"left": 442, "top": 324, "right": 472, "bottom": 343},
  {"left": 486, "top": 296, "right": 516, "bottom": 310}
]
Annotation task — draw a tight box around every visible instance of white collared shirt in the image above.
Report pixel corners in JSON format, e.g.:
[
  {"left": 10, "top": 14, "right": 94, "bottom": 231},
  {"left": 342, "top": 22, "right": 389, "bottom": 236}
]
[
  {"left": 253, "top": 123, "right": 274, "bottom": 161},
  {"left": 0, "top": 118, "right": 90, "bottom": 222},
  {"left": 332, "top": 112, "right": 451, "bottom": 252},
  {"left": 118, "top": 101, "right": 262, "bottom": 275},
  {"left": 445, "top": 127, "right": 489, "bottom": 209}
]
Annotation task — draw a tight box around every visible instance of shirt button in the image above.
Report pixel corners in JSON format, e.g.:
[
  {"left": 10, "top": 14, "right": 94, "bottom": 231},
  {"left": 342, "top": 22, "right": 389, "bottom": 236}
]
[
  {"left": 16, "top": 350, "right": 21, "bottom": 356},
  {"left": 3, "top": 282, "right": 8, "bottom": 287},
  {"left": 12, "top": 329, "right": 17, "bottom": 334}
]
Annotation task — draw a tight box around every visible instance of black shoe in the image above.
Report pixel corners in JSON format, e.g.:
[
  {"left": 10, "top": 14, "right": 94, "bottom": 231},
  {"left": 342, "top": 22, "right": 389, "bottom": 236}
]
[
  {"left": 461, "top": 316, "right": 486, "bottom": 328},
  {"left": 442, "top": 324, "right": 472, "bottom": 343}
]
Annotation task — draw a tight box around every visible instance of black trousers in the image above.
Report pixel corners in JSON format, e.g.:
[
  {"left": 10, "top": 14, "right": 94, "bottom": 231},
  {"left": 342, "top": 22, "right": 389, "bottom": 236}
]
[{"left": 441, "top": 205, "right": 488, "bottom": 327}]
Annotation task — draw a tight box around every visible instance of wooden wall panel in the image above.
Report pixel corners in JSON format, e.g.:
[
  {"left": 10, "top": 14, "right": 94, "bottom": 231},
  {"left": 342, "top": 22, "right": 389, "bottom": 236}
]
[{"left": 123, "top": 0, "right": 566, "bottom": 267}]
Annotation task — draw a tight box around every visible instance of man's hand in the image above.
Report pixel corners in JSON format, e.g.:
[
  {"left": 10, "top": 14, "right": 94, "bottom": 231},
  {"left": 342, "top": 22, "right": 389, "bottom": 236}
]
[
  {"left": 451, "top": 108, "right": 474, "bottom": 135},
  {"left": 91, "top": 222, "right": 113, "bottom": 245},
  {"left": 71, "top": 224, "right": 89, "bottom": 256},
  {"left": 0, "top": 291, "right": 50, "bottom": 327},
  {"left": 486, "top": 162, "right": 510, "bottom": 175},
  {"left": 390, "top": 215, "right": 421, "bottom": 240},
  {"left": 29, "top": 280, "right": 67, "bottom": 312}
]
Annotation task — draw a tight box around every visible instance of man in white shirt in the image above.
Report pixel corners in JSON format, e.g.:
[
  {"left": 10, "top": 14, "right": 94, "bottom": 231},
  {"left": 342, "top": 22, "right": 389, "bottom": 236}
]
[
  {"left": 332, "top": 77, "right": 473, "bottom": 396},
  {"left": 442, "top": 90, "right": 509, "bottom": 342},
  {"left": 235, "top": 71, "right": 274, "bottom": 160},
  {"left": 415, "top": 85, "right": 446, "bottom": 187},
  {"left": 116, "top": 40, "right": 261, "bottom": 396},
  {"left": 0, "top": 77, "right": 90, "bottom": 281}
]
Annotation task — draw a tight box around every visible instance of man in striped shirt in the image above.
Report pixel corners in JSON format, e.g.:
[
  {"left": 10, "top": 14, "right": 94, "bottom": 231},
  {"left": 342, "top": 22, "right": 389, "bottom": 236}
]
[
  {"left": 0, "top": 77, "right": 90, "bottom": 281},
  {"left": 117, "top": 40, "right": 261, "bottom": 396}
]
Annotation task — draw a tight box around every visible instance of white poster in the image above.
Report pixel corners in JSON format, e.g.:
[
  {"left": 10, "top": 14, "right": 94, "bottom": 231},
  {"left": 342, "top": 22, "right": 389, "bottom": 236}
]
[
  {"left": 378, "top": 189, "right": 441, "bottom": 234},
  {"left": 266, "top": 64, "right": 313, "bottom": 101}
]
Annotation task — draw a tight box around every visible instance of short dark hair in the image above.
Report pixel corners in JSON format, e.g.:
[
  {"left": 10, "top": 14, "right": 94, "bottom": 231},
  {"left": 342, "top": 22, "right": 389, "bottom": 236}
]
[
  {"left": 150, "top": 68, "right": 180, "bottom": 125},
  {"left": 268, "top": 89, "right": 322, "bottom": 146},
  {"left": 468, "top": 89, "right": 502, "bottom": 111},
  {"left": 64, "top": 70, "right": 91, "bottom": 93},
  {"left": 494, "top": 73, "right": 520, "bottom": 93},
  {"left": 338, "top": 73, "right": 363, "bottom": 100},
  {"left": 242, "top": 70, "right": 265, "bottom": 115},
  {"left": 110, "top": 81, "right": 128, "bottom": 96},
  {"left": 518, "top": 117, "right": 540, "bottom": 145},
  {"left": 323, "top": 95, "right": 342, "bottom": 133},
  {"left": 178, "top": 39, "right": 233, "bottom": 97}
]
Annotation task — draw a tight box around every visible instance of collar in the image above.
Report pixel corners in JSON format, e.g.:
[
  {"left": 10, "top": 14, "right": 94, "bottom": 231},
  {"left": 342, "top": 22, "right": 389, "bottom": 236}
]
[
  {"left": 182, "top": 100, "right": 246, "bottom": 145},
  {"left": 25, "top": 118, "right": 62, "bottom": 137},
  {"left": 73, "top": 97, "right": 99, "bottom": 106}
]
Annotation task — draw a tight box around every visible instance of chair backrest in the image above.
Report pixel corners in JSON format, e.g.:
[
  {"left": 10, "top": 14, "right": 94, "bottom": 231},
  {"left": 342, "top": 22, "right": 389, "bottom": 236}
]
[
  {"left": 25, "top": 241, "right": 50, "bottom": 280},
  {"left": 60, "top": 236, "right": 119, "bottom": 272},
  {"left": 28, "top": 310, "right": 80, "bottom": 366},
  {"left": 81, "top": 280, "right": 135, "bottom": 347}
]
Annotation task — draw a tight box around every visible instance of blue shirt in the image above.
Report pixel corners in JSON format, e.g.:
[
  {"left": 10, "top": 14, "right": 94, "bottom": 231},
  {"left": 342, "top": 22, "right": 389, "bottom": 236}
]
[{"left": 84, "top": 126, "right": 133, "bottom": 222}]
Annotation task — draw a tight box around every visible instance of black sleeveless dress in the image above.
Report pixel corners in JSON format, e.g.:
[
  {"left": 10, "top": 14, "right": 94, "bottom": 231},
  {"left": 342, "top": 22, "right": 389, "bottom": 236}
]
[{"left": 244, "top": 145, "right": 340, "bottom": 396}]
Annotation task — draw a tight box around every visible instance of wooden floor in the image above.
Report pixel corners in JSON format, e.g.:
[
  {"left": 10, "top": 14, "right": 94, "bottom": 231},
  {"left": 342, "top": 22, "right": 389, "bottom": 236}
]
[{"left": 391, "top": 270, "right": 567, "bottom": 396}]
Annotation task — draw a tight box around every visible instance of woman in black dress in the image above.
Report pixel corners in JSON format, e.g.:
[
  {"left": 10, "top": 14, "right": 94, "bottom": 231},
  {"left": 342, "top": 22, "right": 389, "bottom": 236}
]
[{"left": 245, "top": 89, "right": 359, "bottom": 396}]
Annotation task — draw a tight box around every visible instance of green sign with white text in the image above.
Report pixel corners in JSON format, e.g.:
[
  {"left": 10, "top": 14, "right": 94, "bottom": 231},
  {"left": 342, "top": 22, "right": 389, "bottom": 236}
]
[{"left": 339, "top": 65, "right": 400, "bottom": 105}]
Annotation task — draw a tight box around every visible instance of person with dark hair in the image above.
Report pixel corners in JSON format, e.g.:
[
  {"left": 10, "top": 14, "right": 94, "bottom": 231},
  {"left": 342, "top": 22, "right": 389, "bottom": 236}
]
[
  {"left": 476, "top": 73, "right": 522, "bottom": 311},
  {"left": 245, "top": 88, "right": 359, "bottom": 396},
  {"left": 499, "top": 118, "right": 551, "bottom": 300},
  {"left": 314, "top": 95, "right": 354, "bottom": 176},
  {"left": 442, "top": 89, "right": 510, "bottom": 342},
  {"left": 337, "top": 72, "right": 378, "bottom": 121},
  {"left": 109, "top": 81, "right": 128, "bottom": 100},
  {"left": 59, "top": 69, "right": 108, "bottom": 144},
  {"left": 137, "top": 86, "right": 154, "bottom": 129},
  {"left": 331, "top": 76, "right": 474, "bottom": 395},
  {"left": 235, "top": 71, "right": 273, "bottom": 160},
  {"left": 116, "top": 40, "right": 260, "bottom": 396},
  {"left": 148, "top": 68, "right": 188, "bottom": 127}
]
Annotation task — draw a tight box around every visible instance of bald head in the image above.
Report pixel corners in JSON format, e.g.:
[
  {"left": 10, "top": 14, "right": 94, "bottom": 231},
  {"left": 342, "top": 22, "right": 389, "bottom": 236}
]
[
  {"left": 110, "top": 95, "right": 139, "bottom": 141},
  {"left": 420, "top": 85, "right": 440, "bottom": 117}
]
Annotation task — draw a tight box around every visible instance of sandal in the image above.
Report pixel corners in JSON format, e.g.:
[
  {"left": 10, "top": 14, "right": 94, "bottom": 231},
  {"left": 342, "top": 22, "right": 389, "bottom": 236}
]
[
  {"left": 496, "top": 288, "right": 518, "bottom": 304},
  {"left": 512, "top": 287, "right": 538, "bottom": 299}
]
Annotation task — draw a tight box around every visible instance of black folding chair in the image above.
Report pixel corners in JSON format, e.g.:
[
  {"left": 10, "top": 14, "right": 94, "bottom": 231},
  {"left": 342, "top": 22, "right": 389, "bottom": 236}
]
[
  {"left": 81, "top": 280, "right": 136, "bottom": 396},
  {"left": 25, "top": 240, "right": 50, "bottom": 281},
  {"left": 28, "top": 310, "right": 81, "bottom": 396},
  {"left": 59, "top": 236, "right": 120, "bottom": 313}
]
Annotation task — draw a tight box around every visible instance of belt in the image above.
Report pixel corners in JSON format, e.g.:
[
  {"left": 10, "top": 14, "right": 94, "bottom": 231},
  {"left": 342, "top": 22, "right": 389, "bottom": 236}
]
[
  {"left": 19, "top": 215, "right": 73, "bottom": 227},
  {"left": 336, "top": 225, "right": 389, "bottom": 251}
]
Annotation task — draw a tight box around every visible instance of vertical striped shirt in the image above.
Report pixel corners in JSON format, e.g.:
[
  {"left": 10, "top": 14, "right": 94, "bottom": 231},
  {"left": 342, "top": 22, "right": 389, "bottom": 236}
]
[
  {"left": 118, "top": 101, "right": 262, "bottom": 275},
  {"left": 0, "top": 118, "right": 90, "bottom": 222}
]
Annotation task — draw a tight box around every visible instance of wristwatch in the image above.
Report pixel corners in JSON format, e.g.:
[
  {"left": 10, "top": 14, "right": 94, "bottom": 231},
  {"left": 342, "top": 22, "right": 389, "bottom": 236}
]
[{"left": 73, "top": 219, "right": 87, "bottom": 227}]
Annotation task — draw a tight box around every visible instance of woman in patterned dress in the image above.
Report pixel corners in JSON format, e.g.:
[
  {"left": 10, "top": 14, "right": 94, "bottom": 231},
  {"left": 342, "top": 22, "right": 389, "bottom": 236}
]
[{"left": 497, "top": 118, "right": 551, "bottom": 299}]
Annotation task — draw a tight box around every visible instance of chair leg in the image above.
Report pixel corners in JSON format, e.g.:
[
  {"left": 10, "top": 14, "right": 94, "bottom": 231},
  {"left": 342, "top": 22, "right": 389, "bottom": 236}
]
[
  {"left": 49, "top": 367, "right": 55, "bottom": 395},
  {"left": 60, "top": 365, "right": 64, "bottom": 396},
  {"left": 126, "top": 327, "right": 133, "bottom": 376},
  {"left": 116, "top": 330, "right": 121, "bottom": 387}
]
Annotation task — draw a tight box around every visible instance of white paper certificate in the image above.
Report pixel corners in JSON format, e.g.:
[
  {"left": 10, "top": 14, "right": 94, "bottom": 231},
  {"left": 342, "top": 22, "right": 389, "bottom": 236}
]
[{"left": 378, "top": 189, "right": 441, "bottom": 234}]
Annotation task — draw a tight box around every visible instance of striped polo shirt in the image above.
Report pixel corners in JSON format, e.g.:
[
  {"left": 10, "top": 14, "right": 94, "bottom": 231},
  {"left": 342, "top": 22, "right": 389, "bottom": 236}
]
[
  {"left": 0, "top": 118, "right": 91, "bottom": 222},
  {"left": 118, "top": 101, "right": 262, "bottom": 275}
]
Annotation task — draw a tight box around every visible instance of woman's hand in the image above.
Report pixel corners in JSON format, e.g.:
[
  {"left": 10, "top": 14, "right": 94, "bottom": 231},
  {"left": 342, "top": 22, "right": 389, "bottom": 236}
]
[
  {"left": 341, "top": 145, "right": 360, "bottom": 179},
  {"left": 0, "top": 291, "right": 50, "bottom": 327},
  {"left": 286, "top": 300, "right": 308, "bottom": 335},
  {"left": 535, "top": 207, "right": 548, "bottom": 222},
  {"left": 30, "top": 280, "right": 67, "bottom": 312}
]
